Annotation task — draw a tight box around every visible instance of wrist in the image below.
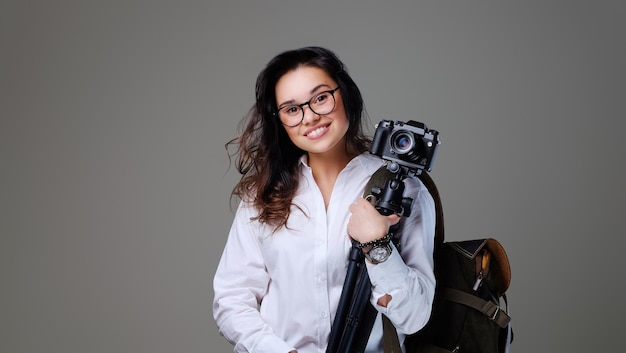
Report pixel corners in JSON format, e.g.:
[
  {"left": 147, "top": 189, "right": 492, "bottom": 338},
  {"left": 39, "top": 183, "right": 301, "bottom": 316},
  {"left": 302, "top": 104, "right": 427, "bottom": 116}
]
[
  {"left": 357, "top": 233, "right": 393, "bottom": 251},
  {"left": 359, "top": 233, "right": 394, "bottom": 264}
]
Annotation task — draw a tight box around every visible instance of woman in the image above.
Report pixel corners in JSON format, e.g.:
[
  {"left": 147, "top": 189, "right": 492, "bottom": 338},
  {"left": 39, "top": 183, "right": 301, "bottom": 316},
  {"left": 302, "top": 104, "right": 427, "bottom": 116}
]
[{"left": 213, "top": 46, "right": 436, "bottom": 353}]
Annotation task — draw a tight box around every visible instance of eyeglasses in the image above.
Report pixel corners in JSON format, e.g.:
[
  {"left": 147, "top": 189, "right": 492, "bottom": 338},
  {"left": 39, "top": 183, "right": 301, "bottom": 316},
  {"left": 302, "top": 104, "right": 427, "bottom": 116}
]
[{"left": 276, "top": 87, "right": 340, "bottom": 127}]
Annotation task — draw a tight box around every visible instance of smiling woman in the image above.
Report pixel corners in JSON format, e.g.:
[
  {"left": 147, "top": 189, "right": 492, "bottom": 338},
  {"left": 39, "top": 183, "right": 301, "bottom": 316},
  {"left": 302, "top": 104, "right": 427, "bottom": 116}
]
[{"left": 212, "top": 46, "right": 437, "bottom": 353}]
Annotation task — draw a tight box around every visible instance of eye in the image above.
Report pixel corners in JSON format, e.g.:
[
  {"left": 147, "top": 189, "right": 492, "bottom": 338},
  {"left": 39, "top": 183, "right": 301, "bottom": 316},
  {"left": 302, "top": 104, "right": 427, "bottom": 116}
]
[
  {"left": 313, "top": 92, "right": 330, "bottom": 104},
  {"left": 282, "top": 105, "right": 301, "bottom": 116}
]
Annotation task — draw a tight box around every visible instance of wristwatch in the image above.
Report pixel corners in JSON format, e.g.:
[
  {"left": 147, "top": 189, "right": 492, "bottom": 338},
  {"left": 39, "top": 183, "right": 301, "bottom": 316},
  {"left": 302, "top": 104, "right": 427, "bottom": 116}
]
[{"left": 363, "top": 240, "right": 393, "bottom": 264}]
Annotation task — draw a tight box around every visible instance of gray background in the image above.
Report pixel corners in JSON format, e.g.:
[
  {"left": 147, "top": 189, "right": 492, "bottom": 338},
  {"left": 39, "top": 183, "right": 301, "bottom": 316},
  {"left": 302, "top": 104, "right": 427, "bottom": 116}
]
[{"left": 2, "top": 1, "right": 624, "bottom": 352}]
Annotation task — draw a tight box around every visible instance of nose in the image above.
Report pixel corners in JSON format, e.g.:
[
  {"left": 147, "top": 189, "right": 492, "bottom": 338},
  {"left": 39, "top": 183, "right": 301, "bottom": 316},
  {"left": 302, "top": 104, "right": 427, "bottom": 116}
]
[{"left": 301, "top": 104, "right": 320, "bottom": 125}]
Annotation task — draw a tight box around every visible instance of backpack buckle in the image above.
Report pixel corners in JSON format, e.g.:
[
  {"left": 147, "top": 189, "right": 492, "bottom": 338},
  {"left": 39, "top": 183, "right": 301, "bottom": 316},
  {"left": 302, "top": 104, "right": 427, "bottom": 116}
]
[{"left": 490, "top": 305, "right": 500, "bottom": 320}]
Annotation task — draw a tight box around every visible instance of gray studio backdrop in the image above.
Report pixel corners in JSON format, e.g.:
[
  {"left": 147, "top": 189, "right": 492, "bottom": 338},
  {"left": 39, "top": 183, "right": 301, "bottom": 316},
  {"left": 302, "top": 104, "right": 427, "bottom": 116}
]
[{"left": 2, "top": 1, "right": 624, "bottom": 352}]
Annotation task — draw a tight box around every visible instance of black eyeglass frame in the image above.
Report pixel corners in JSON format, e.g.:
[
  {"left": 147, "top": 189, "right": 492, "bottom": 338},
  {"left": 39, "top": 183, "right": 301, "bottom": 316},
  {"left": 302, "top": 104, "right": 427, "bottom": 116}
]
[{"left": 275, "top": 87, "right": 341, "bottom": 127}]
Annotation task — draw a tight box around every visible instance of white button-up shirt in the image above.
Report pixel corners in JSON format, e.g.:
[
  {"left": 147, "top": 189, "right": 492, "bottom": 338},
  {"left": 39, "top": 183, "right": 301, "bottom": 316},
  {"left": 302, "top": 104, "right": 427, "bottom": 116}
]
[{"left": 213, "top": 153, "right": 436, "bottom": 353}]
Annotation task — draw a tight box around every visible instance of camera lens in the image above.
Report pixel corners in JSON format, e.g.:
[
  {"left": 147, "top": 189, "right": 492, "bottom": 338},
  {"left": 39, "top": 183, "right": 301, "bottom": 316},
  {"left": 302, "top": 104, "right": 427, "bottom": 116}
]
[{"left": 391, "top": 131, "right": 415, "bottom": 154}]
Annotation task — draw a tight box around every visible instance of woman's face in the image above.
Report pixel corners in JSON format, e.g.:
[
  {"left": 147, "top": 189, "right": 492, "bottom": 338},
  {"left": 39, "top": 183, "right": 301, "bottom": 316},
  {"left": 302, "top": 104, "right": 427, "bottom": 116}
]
[{"left": 275, "top": 66, "right": 349, "bottom": 157}]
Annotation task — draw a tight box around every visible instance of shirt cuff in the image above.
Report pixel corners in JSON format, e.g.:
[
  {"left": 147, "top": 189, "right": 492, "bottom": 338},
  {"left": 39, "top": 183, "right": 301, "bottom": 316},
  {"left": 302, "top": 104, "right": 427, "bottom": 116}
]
[
  {"left": 251, "top": 334, "right": 295, "bottom": 353},
  {"left": 365, "top": 242, "right": 408, "bottom": 294}
]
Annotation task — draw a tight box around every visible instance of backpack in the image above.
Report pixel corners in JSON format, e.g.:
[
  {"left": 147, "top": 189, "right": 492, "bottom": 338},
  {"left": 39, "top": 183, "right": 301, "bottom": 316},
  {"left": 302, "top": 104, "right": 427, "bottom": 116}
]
[{"left": 365, "top": 166, "right": 514, "bottom": 353}]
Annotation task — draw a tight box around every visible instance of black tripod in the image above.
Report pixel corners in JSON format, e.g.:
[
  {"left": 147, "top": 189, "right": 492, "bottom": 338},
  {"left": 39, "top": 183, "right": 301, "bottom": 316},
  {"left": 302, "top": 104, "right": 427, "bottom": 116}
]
[{"left": 326, "top": 165, "right": 415, "bottom": 353}]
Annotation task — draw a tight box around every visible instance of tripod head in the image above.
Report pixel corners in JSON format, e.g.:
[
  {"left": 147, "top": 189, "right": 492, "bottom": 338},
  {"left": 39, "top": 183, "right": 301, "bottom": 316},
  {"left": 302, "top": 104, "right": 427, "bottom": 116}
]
[{"left": 365, "top": 162, "right": 415, "bottom": 218}]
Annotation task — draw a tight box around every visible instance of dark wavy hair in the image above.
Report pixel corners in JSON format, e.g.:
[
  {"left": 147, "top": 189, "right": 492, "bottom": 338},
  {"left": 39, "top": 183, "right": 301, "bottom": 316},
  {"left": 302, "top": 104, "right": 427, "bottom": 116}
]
[{"left": 227, "top": 46, "right": 371, "bottom": 231}]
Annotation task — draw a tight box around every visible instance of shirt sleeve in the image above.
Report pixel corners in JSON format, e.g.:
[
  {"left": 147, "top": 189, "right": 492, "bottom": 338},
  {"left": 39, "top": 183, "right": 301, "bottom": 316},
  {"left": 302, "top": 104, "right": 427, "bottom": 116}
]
[
  {"left": 365, "top": 176, "right": 437, "bottom": 335},
  {"left": 212, "top": 202, "right": 296, "bottom": 353}
]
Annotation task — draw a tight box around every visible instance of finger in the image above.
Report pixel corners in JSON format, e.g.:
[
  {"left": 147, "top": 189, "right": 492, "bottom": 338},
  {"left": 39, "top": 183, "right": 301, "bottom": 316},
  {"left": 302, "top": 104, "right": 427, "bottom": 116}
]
[{"left": 387, "top": 213, "right": 401, "bottom": 226}]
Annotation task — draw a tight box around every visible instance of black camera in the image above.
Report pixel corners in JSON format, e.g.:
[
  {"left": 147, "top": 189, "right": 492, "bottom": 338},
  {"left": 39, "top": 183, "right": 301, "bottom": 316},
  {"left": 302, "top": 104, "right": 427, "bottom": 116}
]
[{"left": 370, "top": 119, "right": 440, "bottom": 176}]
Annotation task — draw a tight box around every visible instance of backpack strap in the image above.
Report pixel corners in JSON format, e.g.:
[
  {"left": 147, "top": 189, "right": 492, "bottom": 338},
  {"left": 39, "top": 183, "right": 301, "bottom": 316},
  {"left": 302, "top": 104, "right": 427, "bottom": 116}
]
[
  {"left": 416, "top": 171, "right": 445, "bottom": 246},
  {"left": 363, "top": 165, "right": 395, "bottom": 202},
  {"left": 382, "top": 315, "right": 402, "bottom": 353},
  {"left": 438, "top": 288, "right": 511, "bottom": 328}
]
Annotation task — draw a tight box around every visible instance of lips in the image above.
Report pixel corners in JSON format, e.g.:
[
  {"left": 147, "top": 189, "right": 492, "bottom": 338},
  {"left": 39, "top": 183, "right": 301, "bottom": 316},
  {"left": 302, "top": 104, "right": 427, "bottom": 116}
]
[{"left": 305, "top": 124, "right": 330, "bottom": 138}]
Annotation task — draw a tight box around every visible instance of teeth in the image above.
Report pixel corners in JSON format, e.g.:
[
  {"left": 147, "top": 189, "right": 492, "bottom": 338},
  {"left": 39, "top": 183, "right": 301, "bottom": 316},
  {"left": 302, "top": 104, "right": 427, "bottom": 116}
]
[{"left": 307, "top": 126, "right": 326, "bottom": 138}]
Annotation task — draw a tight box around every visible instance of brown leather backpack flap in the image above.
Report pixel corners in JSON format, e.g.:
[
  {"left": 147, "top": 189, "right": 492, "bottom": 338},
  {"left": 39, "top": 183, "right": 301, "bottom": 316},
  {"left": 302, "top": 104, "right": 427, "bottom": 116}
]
[{"left": 484, "top": 238, "right": 511, "bottom": 295}]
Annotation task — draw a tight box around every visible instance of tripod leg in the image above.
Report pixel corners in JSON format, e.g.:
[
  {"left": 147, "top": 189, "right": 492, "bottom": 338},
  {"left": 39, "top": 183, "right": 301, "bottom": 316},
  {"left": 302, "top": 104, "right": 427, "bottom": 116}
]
[
  {"left": 327, "top": 244, "right": 364, "bottom": 353},
  {"left": 335, "top": 264, "right": 376, "bottom": 353}
]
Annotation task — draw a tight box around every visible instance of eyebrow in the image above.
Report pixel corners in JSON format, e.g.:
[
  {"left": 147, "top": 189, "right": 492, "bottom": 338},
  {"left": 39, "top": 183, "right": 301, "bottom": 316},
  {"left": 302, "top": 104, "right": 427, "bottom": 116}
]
[{"left": 277, "top": 84, "right": 333, "bottom": 107}]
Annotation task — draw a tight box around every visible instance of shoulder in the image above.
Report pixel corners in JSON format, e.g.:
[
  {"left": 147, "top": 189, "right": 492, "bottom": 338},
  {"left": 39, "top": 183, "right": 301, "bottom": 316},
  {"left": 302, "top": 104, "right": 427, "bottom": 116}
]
[{"left": 352, "top": 152, "right": 386, "bottom": 176}]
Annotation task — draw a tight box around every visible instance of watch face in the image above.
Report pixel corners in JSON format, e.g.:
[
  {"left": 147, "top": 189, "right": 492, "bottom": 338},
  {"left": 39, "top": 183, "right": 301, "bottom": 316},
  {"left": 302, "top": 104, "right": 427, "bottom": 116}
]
[{"left": 369, "top": 244, "right": 391, "bottom": 263}]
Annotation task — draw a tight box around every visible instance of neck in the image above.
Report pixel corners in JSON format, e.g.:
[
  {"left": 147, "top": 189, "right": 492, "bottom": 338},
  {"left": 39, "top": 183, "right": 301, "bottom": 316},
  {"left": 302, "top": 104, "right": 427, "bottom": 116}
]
[
  {"left": 307, "top": 148, "right": 358, "bottom": 209},
  {"left": 307, "top": 147, "right": 356, "bottom": 177}
]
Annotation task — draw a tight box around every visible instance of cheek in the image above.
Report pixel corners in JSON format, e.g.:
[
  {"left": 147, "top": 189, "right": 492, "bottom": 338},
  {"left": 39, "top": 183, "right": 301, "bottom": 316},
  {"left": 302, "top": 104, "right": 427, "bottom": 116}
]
[
  {"left": 334, "top": 101, "right": 350, "bottom": 123},
  {"left": 334, "top": 108, "right": 350, "bottom": 130},
  {"left": 283, "top": 126, "right": 301, "bottom": 143}
]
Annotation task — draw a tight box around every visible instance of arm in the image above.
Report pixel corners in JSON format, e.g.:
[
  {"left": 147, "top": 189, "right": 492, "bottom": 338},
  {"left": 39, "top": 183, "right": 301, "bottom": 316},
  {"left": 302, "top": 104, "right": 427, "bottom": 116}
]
[
  {"left": 348, "top": 177, "right": 436, "bottom": 334},
  {"left": 213, "top": 202, "right": 296, "bottom": 353}
]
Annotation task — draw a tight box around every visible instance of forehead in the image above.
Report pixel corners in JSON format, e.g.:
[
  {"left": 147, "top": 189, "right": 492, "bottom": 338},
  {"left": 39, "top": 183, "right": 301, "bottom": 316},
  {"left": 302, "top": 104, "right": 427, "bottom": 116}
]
[{"left": 275, "top": 66, "right": 335, "bottom": 103}]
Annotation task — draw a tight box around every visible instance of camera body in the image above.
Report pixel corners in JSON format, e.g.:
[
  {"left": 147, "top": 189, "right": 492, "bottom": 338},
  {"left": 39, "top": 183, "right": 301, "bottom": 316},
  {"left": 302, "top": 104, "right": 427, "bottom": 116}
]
[{"left": 370, "top": 119, "right": 440, "bottom": 176}]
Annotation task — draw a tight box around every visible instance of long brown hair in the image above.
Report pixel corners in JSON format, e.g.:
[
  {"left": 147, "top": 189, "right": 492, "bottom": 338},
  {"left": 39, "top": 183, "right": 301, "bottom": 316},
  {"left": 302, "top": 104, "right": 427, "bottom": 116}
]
[{"left": 227, "top": 46, "right": 371, "bottom": 231}]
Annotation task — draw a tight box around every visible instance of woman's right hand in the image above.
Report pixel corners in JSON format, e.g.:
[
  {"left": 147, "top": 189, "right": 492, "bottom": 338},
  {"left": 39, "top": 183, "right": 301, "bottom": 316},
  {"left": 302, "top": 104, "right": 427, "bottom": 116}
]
[{"left": 348, "top": 198, "right": 400, "bottom": 245}]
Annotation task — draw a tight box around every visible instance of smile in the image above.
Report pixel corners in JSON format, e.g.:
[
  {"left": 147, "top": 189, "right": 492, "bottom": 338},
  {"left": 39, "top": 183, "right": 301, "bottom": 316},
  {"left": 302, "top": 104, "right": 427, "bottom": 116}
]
[{"left": 305, "top": 125, "right": 329, "bottom": 138}]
